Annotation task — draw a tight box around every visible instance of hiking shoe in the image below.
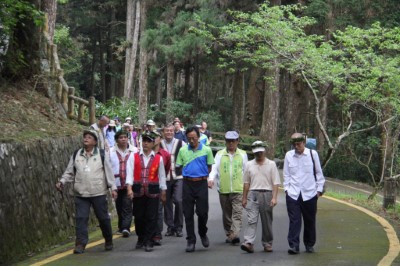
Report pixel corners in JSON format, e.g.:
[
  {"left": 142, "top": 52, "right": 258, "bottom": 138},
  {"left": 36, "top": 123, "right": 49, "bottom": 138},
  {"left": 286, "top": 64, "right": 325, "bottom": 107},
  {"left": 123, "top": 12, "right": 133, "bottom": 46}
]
[
  {"left": 122, "top": 229, "right": 130, "bottom": 238},
  {"left": 175, "top": 230, "right": 183, "bottom": 237},
  {"left": 135, "top": 241, "right": 144, "bottom": 249},
  {"left": 231, "top": 237, "right": 240, "bottom": 245},
  {"left": 305, "top": 246, "right": 315, "bottom": 253},
  {"left": 200, "top": 235, "right": 209, "bottom": 248},
  {"left": 186, "top": 242, "right": 195, "bottom": 252},
  {"left": 105, "top": 241, "right": 113, "bottom": 251},
  {"left": 152, "top": 236, "right": 162, "bottom": 246},
  {"left": 145, "top": 244, "right": 154, "bottom": 252},
  {"left": 73, "top": 244, "right": 85, "bottom": 254},
  {"left": 288, "top": 247, "right": 300, "bottom": 254},
  {"left": 264, "top": 244, "right": 273, "bottom": 252},
  {"left": 240, "top": 243, "right": 254, "bottom": 253},
  {"left": 165, "top": 229, "right": 175, "bottom": 236}
]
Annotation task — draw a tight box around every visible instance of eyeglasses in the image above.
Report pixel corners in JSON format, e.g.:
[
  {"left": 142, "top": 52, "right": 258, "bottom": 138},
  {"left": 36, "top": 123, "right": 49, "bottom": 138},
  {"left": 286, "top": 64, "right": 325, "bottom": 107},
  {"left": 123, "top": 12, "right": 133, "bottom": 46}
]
[
  {"left": 225, "top": 139, "right": 238, "bottom": 143},
  {"left": 292, "top": 142, "right": 303, "bottom": 146},
  {"left": 187, "top": 137, "right": 198, "bottom": 141}
]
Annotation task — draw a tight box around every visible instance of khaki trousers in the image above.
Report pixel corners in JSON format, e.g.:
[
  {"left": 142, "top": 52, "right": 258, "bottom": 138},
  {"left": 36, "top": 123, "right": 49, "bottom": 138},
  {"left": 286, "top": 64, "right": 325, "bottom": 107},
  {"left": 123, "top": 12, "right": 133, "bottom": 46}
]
[{"left": 219, "top": 193, "right": 243, "bottom": 238}]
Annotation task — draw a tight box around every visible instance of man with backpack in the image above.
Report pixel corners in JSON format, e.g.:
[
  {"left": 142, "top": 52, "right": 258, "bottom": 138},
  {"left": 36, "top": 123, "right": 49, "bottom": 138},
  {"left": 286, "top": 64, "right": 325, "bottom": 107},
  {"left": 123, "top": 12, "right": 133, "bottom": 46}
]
[
  {"left": 283, "top": 133, "right": 325, "bottom": 254},
  {"left": 56, "top": 129, "right": 117, "bottom": 254}
]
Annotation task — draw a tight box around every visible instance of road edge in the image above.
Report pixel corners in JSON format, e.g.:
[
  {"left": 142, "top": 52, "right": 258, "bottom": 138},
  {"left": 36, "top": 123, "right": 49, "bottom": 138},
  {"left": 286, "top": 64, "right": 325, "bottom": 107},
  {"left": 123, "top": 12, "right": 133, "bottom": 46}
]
[{"left": 324, "top": 195, "right": 400, "bottom": 266}]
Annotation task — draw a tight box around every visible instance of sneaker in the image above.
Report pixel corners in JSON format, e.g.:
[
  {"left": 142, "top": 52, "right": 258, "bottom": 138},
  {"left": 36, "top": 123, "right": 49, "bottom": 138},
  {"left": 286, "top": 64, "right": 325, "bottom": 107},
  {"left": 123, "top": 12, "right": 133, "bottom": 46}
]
[
  {"left": 152, "top": 236, "right": 162, "bottom": 246},
  {"left": 225, "top": 237, "right": 232, "bottom": 244},
  {"left": 115, "top": 230, "right": 122, "bottom": 235},
  {"left": 105, "top": 241, "right": 113, "bottom": 251},
  {"left": 231, "top": 237, "right": 240, "bottom": 245},
  {"left": 264, "top": 244, "right": 273, "bottom": 252},
  {"left": 288, "top": 246, "right": 300, "bottom": 255},
  {"left": 165, "top": 229, "right": 175, "bottom": 236},
  {"left": 175, "top": 230, "right": 183, "bottom": 237},
  {"left": 122, "top": 229, "right": 131, "bottom": 238},
  {"left": 186, "top": 242, "right": 195, "bottom": 252},
  {"left": 145, "top": 244, "right": 154, "bottom": 252},
  {"left": 305, "top": 246, "right": 315, "bottom": 253},
  {"left": 73, "top": 244, "right": 85, "bottom": 254},
  {"left": 200, "top": 235, "right": 209, "bottom": 248},
  {"left": 240, "top": 243, "right": 254, "bottom": 253},
  {"left": 136, "top": 241, "right": 144, "bottom": 249}
]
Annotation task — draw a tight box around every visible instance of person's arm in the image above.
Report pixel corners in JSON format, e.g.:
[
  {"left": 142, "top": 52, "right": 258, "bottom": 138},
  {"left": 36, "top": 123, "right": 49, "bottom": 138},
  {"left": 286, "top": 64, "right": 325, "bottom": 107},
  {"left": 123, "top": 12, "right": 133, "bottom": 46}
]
[
  {"left": 283, "top": 153, "right": 290, "bottom": 194},
  {"left": 158, "top": 157, "right": 167, "bottom": 204},
  {"left": 312, "top": 150, "right": 325, "bottom": 197},
  {"left": 242, "top": 183, "right": 250, "bottom": 208},
  {"left": 271, "top": 184, "right": 279, "bottom": 207},
  {"left": 270, "top": 163, "right": 280, "bottom": 206},
  {"left": 208, "top": 153, "right": 221, "bottom": 189},
  {"left": 242, "top": 162, "right": 250, "bottom": 208},
  {"left": 56, "top": 154, "right": 75, "bottom": 191},
  {"left": 126, "top": 153, "right": 135, "bottom": 199},
  {"left": 104, "top": 153, "right": 118, "bottom": 199}
]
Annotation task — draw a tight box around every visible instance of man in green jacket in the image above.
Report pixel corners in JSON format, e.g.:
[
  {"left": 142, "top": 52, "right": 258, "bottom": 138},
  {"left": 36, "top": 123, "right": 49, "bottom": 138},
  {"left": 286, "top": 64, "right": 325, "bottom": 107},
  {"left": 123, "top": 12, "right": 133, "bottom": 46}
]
[{"left": 209, "top": 131, "right": 248, "bottom": 244}]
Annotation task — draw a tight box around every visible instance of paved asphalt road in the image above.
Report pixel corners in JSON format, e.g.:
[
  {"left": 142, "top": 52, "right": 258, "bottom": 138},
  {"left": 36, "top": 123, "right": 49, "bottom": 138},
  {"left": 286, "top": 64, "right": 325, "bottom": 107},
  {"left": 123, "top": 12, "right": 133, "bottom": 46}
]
[{"left": 41, "top": 182, "right": 393, "bottom": 266}]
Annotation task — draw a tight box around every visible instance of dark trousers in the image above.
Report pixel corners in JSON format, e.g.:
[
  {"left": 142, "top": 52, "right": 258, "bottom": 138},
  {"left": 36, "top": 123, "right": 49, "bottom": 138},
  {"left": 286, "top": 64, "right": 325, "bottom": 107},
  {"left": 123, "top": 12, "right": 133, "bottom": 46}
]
[
  {"left": 133, "top": 195, "right": 159, "bottom": 245},
  {"left": 75, "top": 195, "right": 112, "bottom": 246},
  {"left": 164, "top": 179, "right": 183, "bottom": 232},
  {"left": 286, "top": 193, "right": 318, "bottom": 249},
  {"left": 183, "top": 179, "right": 208, "bottom": 244},
  {"left": 116, "top": 189, "right": 133, "bottom": 232},
  {"left": 154, "top": 198, "right": 163, "bottom": 238}
]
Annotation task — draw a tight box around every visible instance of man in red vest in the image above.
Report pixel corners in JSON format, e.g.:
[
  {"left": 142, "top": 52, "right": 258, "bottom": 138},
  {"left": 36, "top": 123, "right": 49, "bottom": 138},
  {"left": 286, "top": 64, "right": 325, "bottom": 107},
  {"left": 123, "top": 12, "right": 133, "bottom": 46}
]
[{"left": 126, "top": 131, "right": 167, "bottom": 252}]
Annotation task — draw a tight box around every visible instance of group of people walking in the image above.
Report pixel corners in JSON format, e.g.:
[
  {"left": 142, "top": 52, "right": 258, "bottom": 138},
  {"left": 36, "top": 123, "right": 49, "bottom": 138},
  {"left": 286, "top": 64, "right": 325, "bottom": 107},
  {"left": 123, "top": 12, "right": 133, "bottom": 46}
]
[{"left": 55, "top": 115, "right": 325, "bottom": 256}]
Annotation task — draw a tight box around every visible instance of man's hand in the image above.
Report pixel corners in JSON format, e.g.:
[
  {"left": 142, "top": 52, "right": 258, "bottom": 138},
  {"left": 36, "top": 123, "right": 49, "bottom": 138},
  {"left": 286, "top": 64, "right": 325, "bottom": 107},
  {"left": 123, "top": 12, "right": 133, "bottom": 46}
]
[
  {"left": 242, "top": 198, "right": 247, "bottom": 208},
  {"left": 160, "top": 190, "right": 166, "bottom": 204},
  {"left": 112, "top": 190, "right": 118, "bottom": 200},
  {"left": 208, "top": 180, "right": 214, "bottom": 189},
  {"left": 270, "top": 197, "right": 277, "bottom": 207},
  {"left": 127, "top": 186, "right": 133, "bottom": 199},
  {"left": 317, "top": 191, "right": 323, "bottom": 198},
  {"left": 55, "top": 181, "right": 63, "bottom": 192}
]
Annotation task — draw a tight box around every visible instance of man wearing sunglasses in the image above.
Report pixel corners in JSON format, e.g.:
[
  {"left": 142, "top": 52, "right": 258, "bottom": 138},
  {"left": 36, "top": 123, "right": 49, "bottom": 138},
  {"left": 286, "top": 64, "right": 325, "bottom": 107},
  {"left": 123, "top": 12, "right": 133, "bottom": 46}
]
[
  {"left": 209, "top": 131, "right": 248, "bottom": 245},
  {"left": 283, "top": 133, "right": 325, "bottom": 255}
]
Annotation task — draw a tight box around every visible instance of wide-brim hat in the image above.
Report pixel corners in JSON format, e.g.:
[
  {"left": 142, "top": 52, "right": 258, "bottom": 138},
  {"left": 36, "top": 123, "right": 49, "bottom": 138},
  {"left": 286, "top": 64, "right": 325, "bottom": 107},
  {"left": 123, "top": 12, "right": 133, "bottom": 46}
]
[{"left": 83, "top": 129, "right": 99, "bottom": 142}]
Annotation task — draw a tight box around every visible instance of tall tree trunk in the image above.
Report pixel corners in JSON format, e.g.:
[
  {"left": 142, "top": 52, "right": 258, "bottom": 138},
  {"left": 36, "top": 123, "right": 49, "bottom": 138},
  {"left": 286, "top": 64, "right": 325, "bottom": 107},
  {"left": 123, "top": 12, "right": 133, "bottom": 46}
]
[
  {"left": 138, "top": 1, "right": 148, "bottom": 124},
  {"left": 232, "top": 70, "right": 245, "bottom": 131},
  {"left": 183, "top": 60, "right": 191, "bottom": 102},
  {"left": 43, "top": 0, "right": 57, "bottom": 41},
  {"left": 193, "top": 54, "right": 200, "bottom": 113},
  {"left": 124, "top": 0, "right": 141, "bottom": 99},
  {"left": 99, "top": 30, "right": 106, "bottom": 102},
  {"left": 89, "top": 39, "right": 97, "bottom": 96},
  {"left": 106, "top": 7, "right": 116, "bottom": 99},
  {"left": 166, "top": 60, "right": 175, "bottom": 122},
  {"left": 260, "top": 60, "right": 280, "bottom": 159},
  {"left": 243, "top": 67, "right": 262, "bottom": 134}
]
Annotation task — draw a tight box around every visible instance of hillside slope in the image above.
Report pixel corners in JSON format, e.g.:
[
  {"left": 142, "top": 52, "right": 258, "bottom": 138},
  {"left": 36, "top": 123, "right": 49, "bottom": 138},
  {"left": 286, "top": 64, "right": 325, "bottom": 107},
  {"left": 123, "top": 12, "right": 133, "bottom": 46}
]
[{"left": 0, "top": 81, "right": 83, "bottom": 143}]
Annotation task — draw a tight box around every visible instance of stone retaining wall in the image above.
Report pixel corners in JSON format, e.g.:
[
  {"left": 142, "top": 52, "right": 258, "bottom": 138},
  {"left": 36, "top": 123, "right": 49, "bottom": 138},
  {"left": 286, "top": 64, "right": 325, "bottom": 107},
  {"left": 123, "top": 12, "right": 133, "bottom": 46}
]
[{"left": 0, "top": 136, "right": 87, "bottom": 264}]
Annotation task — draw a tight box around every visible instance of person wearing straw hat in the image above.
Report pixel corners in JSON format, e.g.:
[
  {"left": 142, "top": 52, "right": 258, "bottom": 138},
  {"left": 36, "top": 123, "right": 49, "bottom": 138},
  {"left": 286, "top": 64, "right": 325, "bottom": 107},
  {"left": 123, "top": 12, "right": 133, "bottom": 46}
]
[{"left": 240, "top": 141, "right": 280, "bottom": 254}]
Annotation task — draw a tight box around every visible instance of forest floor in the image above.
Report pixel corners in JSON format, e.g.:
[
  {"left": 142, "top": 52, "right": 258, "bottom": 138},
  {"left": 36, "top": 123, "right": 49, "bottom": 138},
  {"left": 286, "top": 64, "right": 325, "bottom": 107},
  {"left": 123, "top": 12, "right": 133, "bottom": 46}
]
[{"left": 0, "top": 80, "right": 83, "bottom": 143}]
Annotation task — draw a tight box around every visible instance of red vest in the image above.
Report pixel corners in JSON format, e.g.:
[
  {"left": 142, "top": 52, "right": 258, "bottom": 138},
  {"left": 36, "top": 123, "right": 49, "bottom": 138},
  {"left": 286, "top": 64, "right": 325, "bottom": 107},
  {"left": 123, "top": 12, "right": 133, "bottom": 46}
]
[{"left": 133, "top": 153, "right": 161, "bottom": 197}]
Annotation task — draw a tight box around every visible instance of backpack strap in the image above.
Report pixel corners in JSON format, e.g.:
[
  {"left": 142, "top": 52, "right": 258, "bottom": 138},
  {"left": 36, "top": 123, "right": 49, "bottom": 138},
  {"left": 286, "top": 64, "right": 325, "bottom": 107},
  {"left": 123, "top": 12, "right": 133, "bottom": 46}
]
[{"left": 73, "top": 148, "right": 80, "bottom": 175}]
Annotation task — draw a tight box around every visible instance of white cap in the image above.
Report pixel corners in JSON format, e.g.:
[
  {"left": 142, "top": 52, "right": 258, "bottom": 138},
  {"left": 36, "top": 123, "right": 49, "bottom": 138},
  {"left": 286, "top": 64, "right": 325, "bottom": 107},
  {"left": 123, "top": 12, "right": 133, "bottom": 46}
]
[{"left": 251, "top": 140, "right": 266, "bottom": 153}]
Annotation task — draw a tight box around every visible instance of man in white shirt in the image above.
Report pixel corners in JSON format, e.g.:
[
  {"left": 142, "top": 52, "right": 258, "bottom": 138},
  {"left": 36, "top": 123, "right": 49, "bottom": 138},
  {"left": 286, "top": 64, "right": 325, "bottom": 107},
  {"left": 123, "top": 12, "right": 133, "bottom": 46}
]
[
  {"left": 283, "top": 133, "right": 325, "bottom": 254},
  {"left": 125, "top": 131, "right": 167, "bottom": 252},
  {"left": 240, "top": 141, "right": 280, "bottom": 253},
  {"left": 109, "top": 130, "right": 138, "bottom": 237}
]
